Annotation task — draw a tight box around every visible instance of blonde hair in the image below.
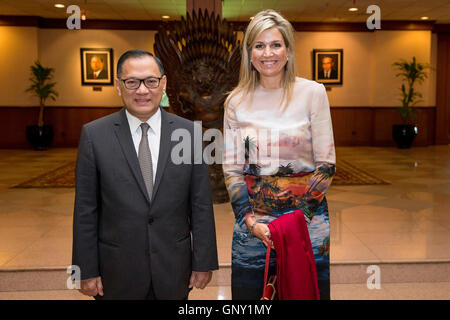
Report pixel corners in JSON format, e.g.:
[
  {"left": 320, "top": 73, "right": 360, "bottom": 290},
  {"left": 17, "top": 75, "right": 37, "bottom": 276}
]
[{"left": 225, "top": 9, "right": 296, "bottom": 112}]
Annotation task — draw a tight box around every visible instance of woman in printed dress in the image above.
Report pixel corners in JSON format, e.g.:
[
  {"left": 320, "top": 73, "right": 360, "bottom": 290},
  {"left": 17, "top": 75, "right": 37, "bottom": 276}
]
[{"left": 222, "top": 9, "right": 336, "bottom": 300}]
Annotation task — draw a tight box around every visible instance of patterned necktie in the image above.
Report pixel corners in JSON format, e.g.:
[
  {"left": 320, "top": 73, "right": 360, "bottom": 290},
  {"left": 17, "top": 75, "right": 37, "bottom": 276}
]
[{"left": 138, "top": 123, "right": 153, "bottom": 200}]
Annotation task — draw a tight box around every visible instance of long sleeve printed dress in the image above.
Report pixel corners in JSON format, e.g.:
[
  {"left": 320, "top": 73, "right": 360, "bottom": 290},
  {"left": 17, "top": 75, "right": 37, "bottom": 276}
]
[{"left": 223, "top": 77, "right": 336, "bottom": 300}]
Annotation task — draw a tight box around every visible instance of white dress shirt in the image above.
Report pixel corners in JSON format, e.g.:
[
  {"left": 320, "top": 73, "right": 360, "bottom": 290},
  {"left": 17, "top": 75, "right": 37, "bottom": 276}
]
[
  {"left": 93, "top": 70, "right": 101, "bottom": 78},
  {"left": 125, "top": 108, "right": 161, "bottom": 184}
]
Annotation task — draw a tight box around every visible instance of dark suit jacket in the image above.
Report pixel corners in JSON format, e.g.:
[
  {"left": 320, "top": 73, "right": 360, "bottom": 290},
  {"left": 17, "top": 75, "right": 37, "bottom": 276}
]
[
  {"left": 72, "top": 107, "right": 218, "bottom": 299},
  {"left": 318, "top": 69, "right": 338, "bottom": 80},
  {"left": 87, "top": 69, "right": 108, "bottom": 80}
]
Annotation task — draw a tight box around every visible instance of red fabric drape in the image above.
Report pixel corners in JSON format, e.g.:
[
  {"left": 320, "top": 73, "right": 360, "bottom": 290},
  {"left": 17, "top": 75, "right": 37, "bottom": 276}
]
[{"left": 268, "top": 209, "right": 320, "bottom": 300}]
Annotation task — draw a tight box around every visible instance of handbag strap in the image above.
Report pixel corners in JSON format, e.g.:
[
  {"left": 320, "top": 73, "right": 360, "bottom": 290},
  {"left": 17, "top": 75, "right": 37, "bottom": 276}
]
[{"left": 263, "top": 242, "right": 272, "bottom": 292}]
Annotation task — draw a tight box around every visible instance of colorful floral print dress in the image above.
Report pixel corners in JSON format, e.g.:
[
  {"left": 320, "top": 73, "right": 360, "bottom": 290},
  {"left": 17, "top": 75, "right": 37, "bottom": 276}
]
[{"left": 223, "top": 77, "right": 336, "bottom": 300}]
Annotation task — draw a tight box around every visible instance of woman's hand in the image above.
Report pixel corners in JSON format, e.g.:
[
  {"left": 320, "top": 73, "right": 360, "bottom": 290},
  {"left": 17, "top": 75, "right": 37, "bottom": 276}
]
[
  {"left": 253, "top": 223, "right": 272, "bottom": 248},
  {"left": 245, "top": 217, "right": 272, "bottom": 248}
]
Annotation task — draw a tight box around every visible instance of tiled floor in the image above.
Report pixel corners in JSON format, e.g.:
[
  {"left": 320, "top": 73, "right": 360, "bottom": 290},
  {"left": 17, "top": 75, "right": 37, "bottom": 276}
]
[{"left": 0, "top": 146, "right": 449, "bottom": 299}]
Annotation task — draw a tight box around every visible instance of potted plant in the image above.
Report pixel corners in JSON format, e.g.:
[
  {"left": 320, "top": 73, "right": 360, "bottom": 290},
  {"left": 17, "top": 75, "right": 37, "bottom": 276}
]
[
  {"left": 392, "top": 56, "right": 430, "bottom": 149},
  {"left": 25, "top": 61, "right": 58, "bottom": 150}
]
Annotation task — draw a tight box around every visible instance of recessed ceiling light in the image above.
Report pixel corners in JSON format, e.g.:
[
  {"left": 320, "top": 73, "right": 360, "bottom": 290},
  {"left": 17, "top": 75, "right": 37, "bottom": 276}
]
[
  {"left": 54, "top": 3, "right": 65, "bottom": 8},
  {"left": 162, "top": 15, "right": 170, "bottom": 19},
  {"left": 348, "top": 7, "right": 358, "bottom": 12},
  {"left": 420, "top": 16, "right": 429, "bottom": 20}
]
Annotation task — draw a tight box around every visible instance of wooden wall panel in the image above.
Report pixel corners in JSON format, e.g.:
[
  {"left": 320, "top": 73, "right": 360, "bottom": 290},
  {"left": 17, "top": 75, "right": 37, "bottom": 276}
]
[
  {"left": 329, "top": 109, "right": 353, "bottom": 145},
  {"left": 331, "top": 107, "right": 435, "bottom": 147},
  {"left": 331, "top": 108, "right": 373, "bottom": 146},
  {"left": 372, "top": 109, "right": 398, "bottom": 146},
  {"left": 436, "top": 33, "right": 450, "bottom": 144},
  {"left": 0, "top": 107, "right": 120, "bottom": 148},
  {"left": 0, "top": 106, "right": 436, "bottom": 149},
  {"left": 371, "top": 108, "right": 435, "bottom": 147},
  {"left": 46, "top": 107, "right": 122, "bottom": 147},
  {"left": 0, "top": 108, "right": 39, "bottom": 148}
]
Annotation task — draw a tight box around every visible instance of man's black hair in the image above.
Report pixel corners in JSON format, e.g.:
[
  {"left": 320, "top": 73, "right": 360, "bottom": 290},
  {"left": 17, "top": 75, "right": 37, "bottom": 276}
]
[{"left": 116, "top": 49, "right": 165, "bottom": 77}]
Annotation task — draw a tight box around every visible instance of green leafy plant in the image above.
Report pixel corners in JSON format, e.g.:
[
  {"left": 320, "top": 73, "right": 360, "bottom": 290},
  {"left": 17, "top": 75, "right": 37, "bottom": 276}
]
[
  {"left": 392, "top": 56, "right": 431, "bottom": 124},
  {"left": 25, "top": 61, "right": 58, "bottom": 127}
]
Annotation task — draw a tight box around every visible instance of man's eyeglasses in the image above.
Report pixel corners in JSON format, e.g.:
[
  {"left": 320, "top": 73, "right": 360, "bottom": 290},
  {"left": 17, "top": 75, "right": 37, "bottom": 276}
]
[{"left": 120, "top": 76, "right": 163, "bottom": 90}]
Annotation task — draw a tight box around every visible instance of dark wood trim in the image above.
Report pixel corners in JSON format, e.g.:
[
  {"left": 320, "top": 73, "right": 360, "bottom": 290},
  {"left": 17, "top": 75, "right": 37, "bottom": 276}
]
[
  {"left": 380, "top": 20, "right": 435, "bottom": 31},
  {"left": 0, "top": 15, "right": 167, "bottom": 30},
  {"left": 0, "top": 106, "right": 121, "bottom": 148},
  {"left": 291, "top": 20, "right": 435, "bottom": 32},
  {"left": 187, "top": 0, "right": 222, "bottom": 18},
  {"left": 0, "top": 15, "right": 439, "bottom": 32},
  {"left": 1, "top": 105, "right": 434, "bottom": 109},
  {"left": 435, "top": 32, "right": 450, "bottom": 144},
  {"left": 330, "top": 106, "right": 436, "bottom": 109},
  {"left": 39, "top": 18, "right": 165, "bottom": 30},
  {"left": 434, "top": 24, "right": 450, "bottom": 33},
  {"left": 330, "top": 107, "right": 435, "bottom": 147},
  {"left": 291, "top": 22, "right": 370, "bottom": 32},
  {"left": 0, "top": 106, "right": 122, "bottom": 109},
  {"left": 0, "top": 15, "right": 38, "bottom": 27},
  {"left": 0, "top": 106, "right": 436, "bottom": 148}
]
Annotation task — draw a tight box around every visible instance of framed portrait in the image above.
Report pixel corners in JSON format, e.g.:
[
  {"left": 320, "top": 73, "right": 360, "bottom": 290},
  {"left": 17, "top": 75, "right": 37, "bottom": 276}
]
[
  {"left": 312, "top": 49, "right": 343, "bottom": 85},
  {"left": 80, "top": 48, "right": 114, "bottom": 86}
]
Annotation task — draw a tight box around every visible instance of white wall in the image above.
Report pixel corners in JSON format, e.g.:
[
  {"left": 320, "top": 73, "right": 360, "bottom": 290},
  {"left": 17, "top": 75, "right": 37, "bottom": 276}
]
[
  {"left": 294, "top": 31, "right": 375, "bottom": 107},
  {"left": 372, "top": 31, "right": 434, "bottom": 107},
  {"left": 0, "top": 27, "right": 39, "bottom": 106},
  {"left": 38, "top": 28, "right": 157, "bottom": 107},
  {"left": 294, "top": 30, "right": 435, "bottom": 107}
]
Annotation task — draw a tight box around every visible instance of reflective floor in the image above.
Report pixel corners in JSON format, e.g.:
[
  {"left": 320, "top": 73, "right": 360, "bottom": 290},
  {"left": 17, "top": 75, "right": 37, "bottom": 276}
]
[{"left": 0, "top": 146, "right": 449, "bottom": 299}]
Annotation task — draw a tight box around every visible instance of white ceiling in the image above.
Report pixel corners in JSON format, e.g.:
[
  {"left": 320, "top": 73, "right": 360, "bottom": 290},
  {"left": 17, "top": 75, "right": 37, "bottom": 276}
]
[{"left": 0, "top": 0, "right": 449, "bottom": 23}]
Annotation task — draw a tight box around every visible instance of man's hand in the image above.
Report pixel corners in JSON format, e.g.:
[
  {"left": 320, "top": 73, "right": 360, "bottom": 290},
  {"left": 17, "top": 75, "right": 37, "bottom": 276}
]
[
  {"left": 79, "top": 276, "right": 104, "bottom": 297},
  {"left": 189, "top": 271, "right": 212, "bottom": 290}
]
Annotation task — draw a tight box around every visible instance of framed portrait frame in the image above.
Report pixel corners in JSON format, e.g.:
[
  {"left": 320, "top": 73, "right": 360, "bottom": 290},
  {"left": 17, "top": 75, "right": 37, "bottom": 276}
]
[
  {"left": 312, "top": 49, "right": 343, "bottom": 85},
  {"left": 80, "top": 48, "right": 114, "bottom": 86}
]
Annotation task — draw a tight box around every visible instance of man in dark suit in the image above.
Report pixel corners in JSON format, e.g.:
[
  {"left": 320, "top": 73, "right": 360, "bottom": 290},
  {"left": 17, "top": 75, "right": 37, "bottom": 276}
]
[
  {"left": 87, "top": 55, "right": 108, "bottom": 80},
  {"left": 72, "top": 49, "right": 218, "bottom": 300},
  {"left": 318, "top": 56, "right": 338, "bottom": 80}
]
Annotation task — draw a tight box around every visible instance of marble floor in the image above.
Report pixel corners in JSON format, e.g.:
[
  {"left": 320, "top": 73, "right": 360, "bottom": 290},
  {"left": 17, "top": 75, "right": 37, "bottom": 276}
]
[{"left": 0, "top": 146, "right": 449, "bottom": 299}]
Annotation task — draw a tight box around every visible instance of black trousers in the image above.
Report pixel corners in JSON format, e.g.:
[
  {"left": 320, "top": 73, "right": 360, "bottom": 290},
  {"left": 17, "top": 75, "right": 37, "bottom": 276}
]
[
  {"left": 146, "top": 282, "right": 156, "bottom": 300},
  {"left": 94, "top": 282, "right": 190, "bottom": 300},
  {"left": 146, "top": 283, "right": 190, "bottom": 300},
  {"left": 93, "top": 281, "right": 156, "bottom": 300}
]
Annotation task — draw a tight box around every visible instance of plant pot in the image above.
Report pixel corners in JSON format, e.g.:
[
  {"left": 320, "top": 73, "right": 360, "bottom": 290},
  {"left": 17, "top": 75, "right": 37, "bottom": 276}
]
[
  {"left": 26, "top": 125, "right": 54, "bottom": 150},
  {"left": 392, "top": 124, "right": 417, "bottom": 149}
]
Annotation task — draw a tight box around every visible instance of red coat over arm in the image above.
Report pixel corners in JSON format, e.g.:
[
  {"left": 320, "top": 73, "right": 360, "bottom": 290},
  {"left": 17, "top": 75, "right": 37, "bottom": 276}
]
[{"left": 268, "top": 209, "right": 320, "bottom": 300}]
